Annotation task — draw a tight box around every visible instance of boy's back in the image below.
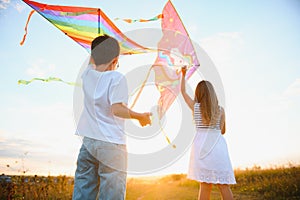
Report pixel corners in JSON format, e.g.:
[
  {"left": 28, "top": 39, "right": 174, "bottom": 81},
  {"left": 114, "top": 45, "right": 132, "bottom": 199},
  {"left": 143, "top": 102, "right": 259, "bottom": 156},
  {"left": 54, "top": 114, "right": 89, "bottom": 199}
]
[{"left": 76, "top": 65, "right": 128, "bottom": 144}]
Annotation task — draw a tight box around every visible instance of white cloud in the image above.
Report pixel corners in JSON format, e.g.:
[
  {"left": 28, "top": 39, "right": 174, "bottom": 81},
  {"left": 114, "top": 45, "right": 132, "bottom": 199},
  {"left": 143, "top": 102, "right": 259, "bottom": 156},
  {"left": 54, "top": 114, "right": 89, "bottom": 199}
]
[
  {"left": 0, "top": 0, "right": 10, "bottom": 9},
  {"left": 199, "top": 32, "right": 244, "bottom": 64},
  {"left": 0, "top": 130, "right": 7, "bottom": 142},
  {"left": 5, "top": 102, "right": 76, "bottom": 144},
  {"left": 284, "top": 79, "right": 300, "bottom": 97},
  {"left": 26, "top": 59, "right": 56, "bottom": 77},
  {"left": 14, "top": 2, "right": 25, "bottom": 12}
]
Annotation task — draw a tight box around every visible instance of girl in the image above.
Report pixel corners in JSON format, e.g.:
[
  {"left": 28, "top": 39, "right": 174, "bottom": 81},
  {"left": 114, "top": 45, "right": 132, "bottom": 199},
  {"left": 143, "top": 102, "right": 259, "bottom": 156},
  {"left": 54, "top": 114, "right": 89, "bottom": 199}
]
[{"left": 181, "top": 67, "right": 236, "bottom": 200}]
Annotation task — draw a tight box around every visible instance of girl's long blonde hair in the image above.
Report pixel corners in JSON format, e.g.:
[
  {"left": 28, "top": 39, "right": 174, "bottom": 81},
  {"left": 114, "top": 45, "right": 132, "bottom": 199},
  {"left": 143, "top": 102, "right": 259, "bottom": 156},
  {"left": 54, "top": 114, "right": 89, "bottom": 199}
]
[{"left": 194, "top": 81, "right": 220, "bottom": 126}]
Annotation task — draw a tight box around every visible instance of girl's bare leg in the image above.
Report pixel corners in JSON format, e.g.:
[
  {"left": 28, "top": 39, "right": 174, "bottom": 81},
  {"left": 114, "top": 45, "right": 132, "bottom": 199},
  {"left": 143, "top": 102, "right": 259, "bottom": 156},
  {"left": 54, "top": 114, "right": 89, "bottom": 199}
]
[
  {"left": 217, "top": 184, "right": 234, "bottom": 200},
  {"left": 198, "top": 182, "right": 212, "bottom": 200}
]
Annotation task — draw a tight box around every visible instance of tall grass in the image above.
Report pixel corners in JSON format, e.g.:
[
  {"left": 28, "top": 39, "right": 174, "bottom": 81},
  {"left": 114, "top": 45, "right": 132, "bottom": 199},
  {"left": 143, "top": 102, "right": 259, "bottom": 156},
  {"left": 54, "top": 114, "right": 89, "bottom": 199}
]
[
  {"left": 0, "top": 175, "right": 73, "bottom": 199},
  {"left": 1, "top": 165, "right": 299, "bottom": 199},
  {"left": 232, "top": 165, "right": 300, "bottom": 199}
]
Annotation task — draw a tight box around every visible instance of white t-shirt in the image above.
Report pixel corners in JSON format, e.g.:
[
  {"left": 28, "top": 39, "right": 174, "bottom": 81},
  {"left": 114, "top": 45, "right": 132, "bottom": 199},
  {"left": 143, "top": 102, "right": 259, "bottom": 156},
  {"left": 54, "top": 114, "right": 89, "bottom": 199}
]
[{"left": 76, "top": 65, "right": 128, "bottom": 144}]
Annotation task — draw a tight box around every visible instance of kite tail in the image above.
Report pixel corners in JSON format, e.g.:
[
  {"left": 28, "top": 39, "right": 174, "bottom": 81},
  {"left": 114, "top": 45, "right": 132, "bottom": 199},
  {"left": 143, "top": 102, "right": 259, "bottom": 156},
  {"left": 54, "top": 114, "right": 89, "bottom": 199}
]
[
  {"left": 115, "top": 14, "right": 163, "bottom": 23},
  {"left": 18, "top": 77, "right": 79, "bottom": 86},
  {"left": 20, "top": 10, "right": 35, "bottom": 45},
  {"left": 158, "top": 117, "right": 176, "bottom": 148},
  {"left": 129, "top": 66, "right": 153, "bottom": 109}
]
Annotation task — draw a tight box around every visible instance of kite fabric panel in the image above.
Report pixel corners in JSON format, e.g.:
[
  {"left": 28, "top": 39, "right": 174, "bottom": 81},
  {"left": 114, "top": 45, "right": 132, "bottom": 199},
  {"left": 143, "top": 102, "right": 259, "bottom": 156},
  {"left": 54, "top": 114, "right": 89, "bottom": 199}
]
[
  {"left": 152, "top": 1, "right": 200, "bottom": 119},
  {"left": 21, "top": 0, "right": 152, "bottom": 55}
]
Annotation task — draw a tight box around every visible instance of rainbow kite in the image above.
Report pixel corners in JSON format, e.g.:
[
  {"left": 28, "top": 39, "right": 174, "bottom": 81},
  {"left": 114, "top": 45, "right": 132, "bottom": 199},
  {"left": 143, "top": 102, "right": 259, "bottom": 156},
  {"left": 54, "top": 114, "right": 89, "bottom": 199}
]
[{"left": 20, "top": 0, "right": 152, "bottom": 55}]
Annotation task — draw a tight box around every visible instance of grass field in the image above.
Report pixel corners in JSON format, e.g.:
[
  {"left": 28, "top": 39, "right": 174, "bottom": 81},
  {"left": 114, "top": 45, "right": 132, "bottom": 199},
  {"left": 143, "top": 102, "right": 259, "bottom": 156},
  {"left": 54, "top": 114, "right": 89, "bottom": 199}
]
[{"left": 1, "top": 165, "right": 299, "bottom": 200}]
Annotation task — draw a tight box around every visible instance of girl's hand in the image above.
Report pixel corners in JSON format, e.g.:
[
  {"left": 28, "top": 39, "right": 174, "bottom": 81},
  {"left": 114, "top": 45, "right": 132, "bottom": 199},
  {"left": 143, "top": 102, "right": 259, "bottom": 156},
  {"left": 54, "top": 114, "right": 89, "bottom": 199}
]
[{"left": 181, "top": 66, "right": 187, "bottom": 76}]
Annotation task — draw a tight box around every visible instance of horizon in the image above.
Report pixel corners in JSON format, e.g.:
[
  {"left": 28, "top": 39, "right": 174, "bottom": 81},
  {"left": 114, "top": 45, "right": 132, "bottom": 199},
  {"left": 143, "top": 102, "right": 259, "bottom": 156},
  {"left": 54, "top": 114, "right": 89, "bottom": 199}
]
[{"left": 3, "top": 162, "right": 300, "bottom": 177}]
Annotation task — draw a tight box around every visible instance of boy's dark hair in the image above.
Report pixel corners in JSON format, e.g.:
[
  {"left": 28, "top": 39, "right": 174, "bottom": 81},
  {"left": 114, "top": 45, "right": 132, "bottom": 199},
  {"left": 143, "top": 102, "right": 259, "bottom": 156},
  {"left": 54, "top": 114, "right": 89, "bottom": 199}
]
[{"left": 91, "top": 35, "right": 120, "bottom": 65}]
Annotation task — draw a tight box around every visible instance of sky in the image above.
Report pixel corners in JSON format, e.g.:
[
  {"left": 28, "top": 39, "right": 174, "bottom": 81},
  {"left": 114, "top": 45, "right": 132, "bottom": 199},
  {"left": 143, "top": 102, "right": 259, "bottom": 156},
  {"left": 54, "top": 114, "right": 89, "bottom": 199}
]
[{"left": 0, "top": 0, "right": 300, "bottom": 176}]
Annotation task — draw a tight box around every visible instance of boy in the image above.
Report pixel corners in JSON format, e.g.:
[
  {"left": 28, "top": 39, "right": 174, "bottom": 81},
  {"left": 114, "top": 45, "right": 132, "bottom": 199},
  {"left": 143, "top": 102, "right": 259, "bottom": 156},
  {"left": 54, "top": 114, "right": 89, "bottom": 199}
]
[{"left": 73, "top": 35, "right": 151, "bottom": 200}]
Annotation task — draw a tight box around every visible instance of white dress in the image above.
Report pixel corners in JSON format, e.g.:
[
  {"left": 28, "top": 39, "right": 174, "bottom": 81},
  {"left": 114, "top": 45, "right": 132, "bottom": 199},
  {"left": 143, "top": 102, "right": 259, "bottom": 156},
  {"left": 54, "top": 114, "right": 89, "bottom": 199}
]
[{"left": 187, "top": 103, "right": 236, "bottom": 184}]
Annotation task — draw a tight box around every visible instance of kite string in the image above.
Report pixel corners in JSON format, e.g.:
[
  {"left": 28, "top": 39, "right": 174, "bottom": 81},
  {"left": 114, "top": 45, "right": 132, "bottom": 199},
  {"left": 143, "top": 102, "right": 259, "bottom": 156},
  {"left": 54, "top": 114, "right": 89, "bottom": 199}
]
[
  {"left": 128, "top": 66, "right": 176, "bottom": 148},
  {"left": 129, "top": 66, "right": 153, "bottom": 109},
  {"left": 158, "top": 117, "right": 176, "bottom": 148},
  {"left": 20, "top": 10, "right": 35, "bottom": 46}
]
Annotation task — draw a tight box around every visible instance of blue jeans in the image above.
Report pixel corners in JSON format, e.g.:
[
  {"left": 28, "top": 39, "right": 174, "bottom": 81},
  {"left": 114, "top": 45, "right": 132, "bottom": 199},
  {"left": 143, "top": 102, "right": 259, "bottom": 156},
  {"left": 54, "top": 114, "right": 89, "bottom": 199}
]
[{"left": 72, "top": 137, "right": 127, "bottom": 200}]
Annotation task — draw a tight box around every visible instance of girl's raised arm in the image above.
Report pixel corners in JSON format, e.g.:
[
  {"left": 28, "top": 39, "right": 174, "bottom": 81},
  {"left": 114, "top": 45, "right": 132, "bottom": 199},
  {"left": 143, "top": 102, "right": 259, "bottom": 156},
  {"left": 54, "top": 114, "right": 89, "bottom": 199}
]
[{"left": 181, "top": 67, "right": 195, "bottom": 110}]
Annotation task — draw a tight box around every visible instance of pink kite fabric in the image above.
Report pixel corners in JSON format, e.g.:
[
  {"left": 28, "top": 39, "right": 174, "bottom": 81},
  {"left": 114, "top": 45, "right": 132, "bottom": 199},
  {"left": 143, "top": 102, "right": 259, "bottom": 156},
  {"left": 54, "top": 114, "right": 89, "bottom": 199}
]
[{"left": 153, "top": 1, "right": 200, "bottom": 119}]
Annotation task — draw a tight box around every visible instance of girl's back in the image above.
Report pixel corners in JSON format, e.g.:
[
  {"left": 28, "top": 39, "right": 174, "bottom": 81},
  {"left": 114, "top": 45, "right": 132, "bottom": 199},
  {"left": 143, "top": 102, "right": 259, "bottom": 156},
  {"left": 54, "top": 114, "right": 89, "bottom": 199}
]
[{"left": 194, "top": 103, "right": 221, "bottom": 130}]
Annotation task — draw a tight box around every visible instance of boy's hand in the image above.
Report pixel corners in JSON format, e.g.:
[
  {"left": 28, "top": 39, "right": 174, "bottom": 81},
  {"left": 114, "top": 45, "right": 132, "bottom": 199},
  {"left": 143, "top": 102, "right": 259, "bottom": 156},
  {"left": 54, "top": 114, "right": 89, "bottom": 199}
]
[
  {"left": 138, "top": 112, "right": 152, "bottom": 127},
  {"left": 181, "top": 66, "right": 187, "bottom": 76}
]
